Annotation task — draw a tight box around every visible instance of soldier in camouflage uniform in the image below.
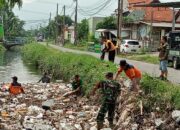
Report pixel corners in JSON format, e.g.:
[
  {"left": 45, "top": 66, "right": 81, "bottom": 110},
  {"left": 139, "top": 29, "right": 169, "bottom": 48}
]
[{"left": 90, "top": 72, "right": 121, "bottom": 130}]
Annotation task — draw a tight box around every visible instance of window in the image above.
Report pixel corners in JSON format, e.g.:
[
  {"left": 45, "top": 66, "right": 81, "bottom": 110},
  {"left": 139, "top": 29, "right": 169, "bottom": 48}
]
[
  {"left": 128, "top": 41, "right": 139, "bottom": 45},
  {"left": 122, "top": 40, "right": 126, "bottom": 44}
]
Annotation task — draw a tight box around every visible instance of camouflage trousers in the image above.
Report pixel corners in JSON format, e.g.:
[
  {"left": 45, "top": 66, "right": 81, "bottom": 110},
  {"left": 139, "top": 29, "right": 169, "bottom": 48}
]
[{"left": 96, "top": 101, "right": 116, "bottom": 124}]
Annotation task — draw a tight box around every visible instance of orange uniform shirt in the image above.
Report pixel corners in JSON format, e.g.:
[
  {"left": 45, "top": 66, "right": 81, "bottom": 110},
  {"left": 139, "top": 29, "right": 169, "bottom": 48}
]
[
  {"left": 9, "top": 84, "right": 24, "bottom": 95},
  {"left": 118, "top": 66, "right": 141, "bottom": 80}
]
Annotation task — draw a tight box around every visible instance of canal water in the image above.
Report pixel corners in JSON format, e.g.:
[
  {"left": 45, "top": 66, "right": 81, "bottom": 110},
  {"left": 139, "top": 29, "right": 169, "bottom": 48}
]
[{"left": 0, "top": 50, "right": 41, "bottom": 83}]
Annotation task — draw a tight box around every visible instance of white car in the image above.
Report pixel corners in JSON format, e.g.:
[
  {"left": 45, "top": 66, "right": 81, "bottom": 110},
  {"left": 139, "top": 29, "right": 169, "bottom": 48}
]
[{"left": 120, "top": 39, "right": 141, "bottom": 53}]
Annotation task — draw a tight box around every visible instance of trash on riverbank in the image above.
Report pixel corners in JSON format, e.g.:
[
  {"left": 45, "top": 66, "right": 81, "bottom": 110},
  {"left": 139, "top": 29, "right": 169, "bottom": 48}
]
[{"left": 0, "top": 82, "right": 179, "bottom": 130}]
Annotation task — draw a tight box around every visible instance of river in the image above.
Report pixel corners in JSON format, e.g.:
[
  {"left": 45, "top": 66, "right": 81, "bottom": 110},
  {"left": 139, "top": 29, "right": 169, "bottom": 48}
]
[{"left": 0, "top": 49, "right": 41, "bottom": 83}]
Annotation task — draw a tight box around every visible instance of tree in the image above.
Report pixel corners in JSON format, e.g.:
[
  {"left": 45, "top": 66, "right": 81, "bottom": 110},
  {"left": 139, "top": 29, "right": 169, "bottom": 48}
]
[
  {"left": 96, "top": 16, "right": 117, "bottom": 30},
  {"left": 39, "top": 15, "right": 73, "bottom": 39},
  {"left": 0, "top": 0, "right": 22, "bottom": 8},
  {"left": 77, "top": 19, "right": 89, "bottom": 40},
  {"left": 1, "top": 4, "right": 25, "bottom": 38},
  {"left": 25, "top": 15, "right": 74, "bottom": 40}
]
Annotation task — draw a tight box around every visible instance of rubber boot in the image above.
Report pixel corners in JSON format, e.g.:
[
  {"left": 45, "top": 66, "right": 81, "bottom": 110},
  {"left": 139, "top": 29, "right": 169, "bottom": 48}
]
[{"left": 97, "top": 122, "right": 103, "bottom": 130}]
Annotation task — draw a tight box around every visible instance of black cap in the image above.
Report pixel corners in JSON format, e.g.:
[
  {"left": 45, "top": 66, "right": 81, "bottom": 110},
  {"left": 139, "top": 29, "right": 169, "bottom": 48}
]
[
  {"left": 105, "top": 72, "right": 113, "bottom": 78},
  {"left": 119, "top": 60, "right": 127, "bottom": 67},
  {"left": 12, "top": 76, "right": 18, "bottom": 81}
]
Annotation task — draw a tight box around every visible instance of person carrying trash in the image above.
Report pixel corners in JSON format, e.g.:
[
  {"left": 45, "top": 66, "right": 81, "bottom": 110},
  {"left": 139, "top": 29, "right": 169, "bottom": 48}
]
[
  {"left": 38, "top": 72, "right": 51, "bottom": 83},
  {"left": 90, "top": 72, "right": 121, "bottom": 130},
  {"left": 115, "top": 60, "right": 141, "bottom": 92},
  {"left": 9, "top": 76, "right": 25, "bottom": 95},
  {"left": 63, "top": 75, "right": 83, "bottom": 97},
  {"left": 101, "top": 37, "right": 118, "bottom": 63}
]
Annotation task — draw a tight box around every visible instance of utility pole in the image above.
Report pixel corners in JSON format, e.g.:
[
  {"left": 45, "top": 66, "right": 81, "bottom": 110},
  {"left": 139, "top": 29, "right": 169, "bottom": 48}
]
[
  {"left": 56, "top": 3, "right": 59, "bottom": 44},
  {"left": 74, "top": 0, "right": 78, "bottom": 45},
  {"left": 119, "top": 0, "right": 124, "bottom": 40},
  {"left": 48, "top": 12, "right": 51, "bottom": 39},
  {"left": 63, "top": 5, "right": 66, "bottom": 45},
  {"left": 172, "top": 8, "right": 176, "bottom": 31},
  {"left": 117, "top": 0, "right": 120, "bottom": 39},
  {"left": 117, "top": 0, "right": 123, "bottom": 54},
  {"left": 150, "top": 7, "right": 154, "bottom": 51}
]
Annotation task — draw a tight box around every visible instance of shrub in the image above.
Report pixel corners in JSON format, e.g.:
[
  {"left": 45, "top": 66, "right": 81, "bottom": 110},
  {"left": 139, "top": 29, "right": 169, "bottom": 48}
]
[
  {"left": 141, "top": 74, "right": 180, "bottom": 109},
  {"left": 22, "top": 43, "right": 116, "bottom": 95},
  {"left": 0, "top": 45, "right": 5, "bottom": 52}
]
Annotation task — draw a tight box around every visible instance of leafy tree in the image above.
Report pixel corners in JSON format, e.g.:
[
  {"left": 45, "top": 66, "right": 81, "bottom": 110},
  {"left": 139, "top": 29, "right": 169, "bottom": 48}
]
[
  {"left": 0, "top": 0, "right": 22, "bottom": 8},
  {"left": 1, "top": 4, "right": 25, "bottom": 38},
  {"left": 96, "top": 16, "right": 117, "bottom": 30},
  {"left": 38, "top": 15, "right": 73, "bottom": 39},
  {"left": 77, "top": 19, "right": 89, "bottom": 40},
  {"left": 55, "top": 15, "right": 73, "bottom": 27}
]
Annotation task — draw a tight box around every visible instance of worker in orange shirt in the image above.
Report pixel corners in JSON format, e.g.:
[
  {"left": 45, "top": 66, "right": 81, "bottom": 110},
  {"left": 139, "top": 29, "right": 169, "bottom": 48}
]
[
  {"left": 9, "top": 76, "right": 25, "bottom": 95},
  {"left": 115, "top": 60, "right": 142, "bottom": 92},
  {"left": 101, "top": 37, "right": 118, "bottom": 63}
]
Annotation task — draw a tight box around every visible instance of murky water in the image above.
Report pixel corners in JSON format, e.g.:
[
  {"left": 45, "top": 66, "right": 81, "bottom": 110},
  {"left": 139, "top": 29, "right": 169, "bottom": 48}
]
[{"left": 0, "top": 50, "right": 41, "bottom": 83}]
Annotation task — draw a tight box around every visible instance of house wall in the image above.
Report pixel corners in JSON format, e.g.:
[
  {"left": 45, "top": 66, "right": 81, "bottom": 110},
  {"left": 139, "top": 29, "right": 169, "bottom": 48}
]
[
  {"left": 68, "top": 29, "right": 74, "bottom": 44},
  {"left": 88, "top": 17, "right": 104, "bottom": 35},
  {"left": 132, "top": 24, "right": 138, "bottom": 39},
  {"left": 128, "top": 0, "right": 174, "bottom": 23}
]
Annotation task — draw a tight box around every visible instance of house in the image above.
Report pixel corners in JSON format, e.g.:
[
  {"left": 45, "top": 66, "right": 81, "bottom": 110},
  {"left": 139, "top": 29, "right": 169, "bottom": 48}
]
[
  {"left": 88, "top": 17, "right": 104, "bottom": 35},
  {"left": 122, "top": 0, "right": 180, "bottom": 50},
  {"left": 67, "top": 25, "right": 74, "bottom": 44}
]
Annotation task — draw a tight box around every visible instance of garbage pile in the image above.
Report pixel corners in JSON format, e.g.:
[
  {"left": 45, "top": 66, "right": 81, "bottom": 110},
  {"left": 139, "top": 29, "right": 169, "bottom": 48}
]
[
  {"left": 114, "top": 86, "right": 180, "bottom": 130},
  {"left": 0, "top": 83, "right": 108, "bottom": 130},
  {"left": 0, "top": 83, "right": 179, "bottom": 130}
]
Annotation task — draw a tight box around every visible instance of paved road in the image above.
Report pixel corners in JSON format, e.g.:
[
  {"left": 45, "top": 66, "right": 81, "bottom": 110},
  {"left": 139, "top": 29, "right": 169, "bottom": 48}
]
[{"left": 46, "top": 43, "right": 180, "bottom": 84}]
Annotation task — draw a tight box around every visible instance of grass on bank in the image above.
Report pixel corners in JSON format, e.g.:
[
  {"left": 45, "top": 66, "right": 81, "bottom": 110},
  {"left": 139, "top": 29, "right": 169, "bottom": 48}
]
[
  {"left": 22, "top": 43, "right": 180, "bottom": 109},
  {"left": 22, "top": 43, "right": 116, "bottom": 95},
  {"left": 64, "top": 43, "right": 88, "bottom": 51},
  {"left": 0, "top": 44, "right": 5, "bottom": 52},
  {"left": 63, "top": 42, "right": 159, "bottom": 65},
  {"left": 118, "top": 54, "right": 159, "bottom": 64}
]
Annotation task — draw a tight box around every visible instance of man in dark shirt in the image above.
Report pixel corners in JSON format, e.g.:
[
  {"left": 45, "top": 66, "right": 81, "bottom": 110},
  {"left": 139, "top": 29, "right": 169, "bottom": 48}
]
[
  {"left": 63, "top": 75, "right": 83, "bottom": 97},
  {"left": 71, "top": 75, "right": 82, "bottom": 96},
  {"left": 158, "top": 36, "right": 168, "bottom": 80},
  {"left": 38, "top": 72, "right": 51, "bottom": 83}
]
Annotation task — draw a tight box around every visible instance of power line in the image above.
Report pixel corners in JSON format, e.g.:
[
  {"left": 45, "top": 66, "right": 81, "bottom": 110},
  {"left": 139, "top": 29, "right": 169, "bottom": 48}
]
[
  {"left": 78, "top": 0, "right": 110, "bottom": 12},
  {"left": 78, "top": 0, "right": 112, "bottom": 16},
  {"left": 59, "top": 7, "right": 65, "bottom": 16},
  {"left": 36, "top": 0, "right": 73, "bottom": 8},
  {"left": 67, "top": 1, "right": 75, "bottom": 10},
  {"left": 79, "top": 0, "right": 108, "bottom": 9},
  {"left": 78, "top": 9, "right": 107, "bottom": 17}
]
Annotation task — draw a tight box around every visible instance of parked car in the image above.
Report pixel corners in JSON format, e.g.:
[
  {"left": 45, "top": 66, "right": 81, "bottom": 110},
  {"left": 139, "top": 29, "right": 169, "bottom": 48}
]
[{"left": 120, "top": 39, "right": 141, "bottom": 53}]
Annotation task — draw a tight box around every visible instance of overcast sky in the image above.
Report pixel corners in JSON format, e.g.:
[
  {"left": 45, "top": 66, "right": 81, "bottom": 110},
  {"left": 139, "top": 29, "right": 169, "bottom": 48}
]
[{"left": 13, "top": 0, "right": 180, "bottom": 30}]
